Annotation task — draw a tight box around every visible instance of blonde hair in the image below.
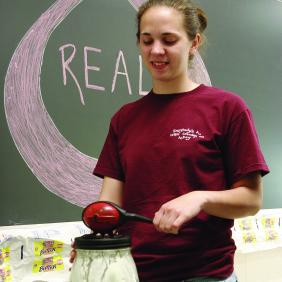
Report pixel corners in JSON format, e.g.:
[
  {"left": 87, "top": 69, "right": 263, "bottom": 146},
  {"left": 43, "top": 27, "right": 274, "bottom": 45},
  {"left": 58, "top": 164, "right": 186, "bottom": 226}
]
[{"left": 136, "top": 0, "right": 208, "bottom": 60}]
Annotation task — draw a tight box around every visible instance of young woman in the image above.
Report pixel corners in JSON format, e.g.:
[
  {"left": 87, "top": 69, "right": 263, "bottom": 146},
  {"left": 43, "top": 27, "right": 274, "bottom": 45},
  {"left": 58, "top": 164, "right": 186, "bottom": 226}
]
[{"left": 74, "top": 1, "right": 269, "bottom": 281}]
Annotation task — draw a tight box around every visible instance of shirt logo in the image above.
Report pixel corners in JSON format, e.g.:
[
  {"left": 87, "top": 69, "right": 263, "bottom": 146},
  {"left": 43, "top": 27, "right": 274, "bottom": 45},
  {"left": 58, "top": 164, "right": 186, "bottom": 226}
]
[{"left": 170, "top": 128, "right": 204, "bottom": 141}]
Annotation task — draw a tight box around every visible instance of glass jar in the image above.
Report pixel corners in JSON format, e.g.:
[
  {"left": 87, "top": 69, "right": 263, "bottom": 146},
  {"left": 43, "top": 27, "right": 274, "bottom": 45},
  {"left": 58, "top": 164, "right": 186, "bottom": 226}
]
[{"left": 70, "top": 234, "right": 139, "bottom": 282}]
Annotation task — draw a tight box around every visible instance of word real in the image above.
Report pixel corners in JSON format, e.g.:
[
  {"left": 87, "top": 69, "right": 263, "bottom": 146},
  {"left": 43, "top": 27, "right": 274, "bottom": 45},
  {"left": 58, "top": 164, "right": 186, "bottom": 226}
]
[{"left": 59, "top": 44, "right": 149, "bottom": 105}]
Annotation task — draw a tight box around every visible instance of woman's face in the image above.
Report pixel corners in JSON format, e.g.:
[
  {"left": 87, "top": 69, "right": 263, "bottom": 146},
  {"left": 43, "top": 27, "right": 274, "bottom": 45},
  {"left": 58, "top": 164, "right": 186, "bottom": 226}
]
[{"left": 139, "top": 6, "right": 196, "bottom": 85}]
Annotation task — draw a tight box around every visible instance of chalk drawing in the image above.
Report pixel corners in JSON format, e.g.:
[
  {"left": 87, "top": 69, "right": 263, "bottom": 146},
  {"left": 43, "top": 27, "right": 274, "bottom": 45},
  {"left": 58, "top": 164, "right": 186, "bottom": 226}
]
[
  {"left": 4, "top": 0, "right": 211, "bottom": 207},
  {"left": 84, "top": 46, "right": 106, "bottom": 92},
  {"left": 59, "top": 43, "right": 86, "bottom": 105},
  {"left": 111, "top": 50, "right": 132, "bottom": 95}
]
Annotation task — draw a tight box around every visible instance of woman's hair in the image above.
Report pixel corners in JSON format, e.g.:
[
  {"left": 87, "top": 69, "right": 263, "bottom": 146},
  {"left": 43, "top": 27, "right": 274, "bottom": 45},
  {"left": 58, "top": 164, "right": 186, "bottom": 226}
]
[{"left": 136, "top": 0, "right": 208, "bottom": 59}]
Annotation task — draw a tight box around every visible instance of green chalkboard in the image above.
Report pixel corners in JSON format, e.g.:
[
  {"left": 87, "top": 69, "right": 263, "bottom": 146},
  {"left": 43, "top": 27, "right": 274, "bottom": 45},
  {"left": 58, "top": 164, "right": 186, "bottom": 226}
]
[
  {"left": 197, "top": 0, "right": 282, "bottom": 209},
  {"left": 0, "top": 0, "right": 281, "bottom": 226}
]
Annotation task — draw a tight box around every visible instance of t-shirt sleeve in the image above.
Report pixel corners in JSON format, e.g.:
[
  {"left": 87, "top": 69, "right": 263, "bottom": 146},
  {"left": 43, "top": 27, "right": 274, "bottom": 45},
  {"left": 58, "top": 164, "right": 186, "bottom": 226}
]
[
  {"left": 93, "top": 118, "right": 125, "bottom": 182},
  {"left": 223, "top": 108, "right": 269, "bottom": 185}
]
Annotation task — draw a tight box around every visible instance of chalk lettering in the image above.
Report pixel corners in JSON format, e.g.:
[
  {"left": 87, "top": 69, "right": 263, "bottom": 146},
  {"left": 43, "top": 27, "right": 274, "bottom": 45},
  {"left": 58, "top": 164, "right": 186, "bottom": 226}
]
[
  {"left": 112, "top": 50, "right": 132, "bottom": 95},
  {"left": 84, "top": 46, "right": 105, "bottom": 92},
  {"left": 138, "top": 55, "right": 148, "bottom": 96},
  {"left": 59, "top": 44, "right": 150, "bottom": 104},
  {"left": 59, "top": 44, "right": 85, "bottom": 105}
]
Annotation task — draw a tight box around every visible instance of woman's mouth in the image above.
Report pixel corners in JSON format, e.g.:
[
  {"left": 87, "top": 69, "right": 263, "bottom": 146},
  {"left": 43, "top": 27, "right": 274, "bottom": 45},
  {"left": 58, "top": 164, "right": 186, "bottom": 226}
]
[{"left": 151, "top": 61, "right": 169, "bottom": 70}]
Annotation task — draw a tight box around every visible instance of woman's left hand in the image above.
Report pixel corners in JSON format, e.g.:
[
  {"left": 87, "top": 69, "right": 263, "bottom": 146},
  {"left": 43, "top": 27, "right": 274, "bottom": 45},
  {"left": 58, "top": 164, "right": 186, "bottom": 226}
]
[{"left": 153, "top": 191, "right": 206, "bottom": 234}]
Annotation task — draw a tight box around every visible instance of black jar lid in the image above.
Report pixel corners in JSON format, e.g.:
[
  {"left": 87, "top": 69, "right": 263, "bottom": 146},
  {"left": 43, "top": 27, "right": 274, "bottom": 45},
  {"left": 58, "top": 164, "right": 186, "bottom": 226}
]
[{"left": 74, "top": 234, "right": 131, "bottom": 250}]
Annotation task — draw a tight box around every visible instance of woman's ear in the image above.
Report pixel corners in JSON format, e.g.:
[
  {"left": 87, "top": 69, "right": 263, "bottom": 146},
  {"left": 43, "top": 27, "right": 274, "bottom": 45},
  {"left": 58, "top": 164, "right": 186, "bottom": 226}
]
[{"left": 189, "top": 33, "right": 201, "bottom": 56}]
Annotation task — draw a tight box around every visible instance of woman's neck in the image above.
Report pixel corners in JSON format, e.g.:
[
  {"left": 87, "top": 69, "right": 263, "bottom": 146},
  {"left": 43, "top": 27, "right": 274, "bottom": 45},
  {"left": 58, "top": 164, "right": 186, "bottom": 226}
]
[{"left": 152, "top": 77, "right": 199, "bottom": 95}]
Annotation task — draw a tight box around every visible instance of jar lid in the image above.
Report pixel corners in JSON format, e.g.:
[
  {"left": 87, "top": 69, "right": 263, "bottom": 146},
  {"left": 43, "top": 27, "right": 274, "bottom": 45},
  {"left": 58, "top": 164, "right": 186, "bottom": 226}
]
[{"left": 74, "top": 234, "right": 131, "bottom": 250}]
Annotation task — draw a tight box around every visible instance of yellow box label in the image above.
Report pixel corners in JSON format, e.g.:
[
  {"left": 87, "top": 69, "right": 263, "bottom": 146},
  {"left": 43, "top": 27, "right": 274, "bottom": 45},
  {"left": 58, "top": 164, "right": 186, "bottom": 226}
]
[
  {"left": 32, "top": 255, "right": 64, "bottom": 273},
  {"left": 238, "top": 218, "right": 254, "bottom": 231},
  {"left": 0, "top": 247, "right": 10, "bottom": 265},
  {"left": 242, "top": 231, "right": 257, "bottom": 243},
  {"left": 261, "top": 216, "right": 276, "bottom": 229},
  {"left": 34, "top": 240, "right": 64, "bottom": 256},
  {"left": 0, "top": 265, "right": 12, "bottom": 282},
  {"left": 265, "top": 229, "right": 279, "bottom": 241}
]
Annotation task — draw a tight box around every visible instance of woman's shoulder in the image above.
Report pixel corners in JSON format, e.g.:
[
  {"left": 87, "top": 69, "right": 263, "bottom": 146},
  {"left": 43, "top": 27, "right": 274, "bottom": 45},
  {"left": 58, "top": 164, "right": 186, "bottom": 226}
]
[{"left": 199, "top": 84, "right": 249, "bottom": 110}]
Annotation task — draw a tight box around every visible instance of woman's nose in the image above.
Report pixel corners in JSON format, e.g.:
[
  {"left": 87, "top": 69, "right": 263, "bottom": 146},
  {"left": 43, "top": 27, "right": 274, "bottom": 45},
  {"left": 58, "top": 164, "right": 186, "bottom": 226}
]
[{"left": 151, "top": 41, "right": 165, "bottom": 55}]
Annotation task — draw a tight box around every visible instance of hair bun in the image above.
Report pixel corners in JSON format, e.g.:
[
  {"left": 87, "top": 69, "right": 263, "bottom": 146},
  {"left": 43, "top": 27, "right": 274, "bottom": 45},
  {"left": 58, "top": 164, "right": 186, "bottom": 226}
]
[{"left": 197, "top": 7, "right": 208, "bottom": 32}]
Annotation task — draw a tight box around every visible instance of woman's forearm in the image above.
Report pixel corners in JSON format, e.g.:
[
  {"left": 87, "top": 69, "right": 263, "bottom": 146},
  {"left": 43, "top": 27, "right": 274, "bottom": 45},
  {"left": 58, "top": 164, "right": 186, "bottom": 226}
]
[
  {"left": 202, "top": 184, "right": 262, "bottom": 219},
  {"left": 153, "top": 172, "right": 263, "bottom": 234},
  {"left": 98, "top": 176, "right": 124, "bottom": 206}
]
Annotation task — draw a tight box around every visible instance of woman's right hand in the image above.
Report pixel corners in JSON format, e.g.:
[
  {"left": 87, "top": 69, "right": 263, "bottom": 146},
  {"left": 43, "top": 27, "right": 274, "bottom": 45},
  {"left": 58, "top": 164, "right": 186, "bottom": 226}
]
[{"left": 69, "top": 240, "right": 77, "bottom": 264}]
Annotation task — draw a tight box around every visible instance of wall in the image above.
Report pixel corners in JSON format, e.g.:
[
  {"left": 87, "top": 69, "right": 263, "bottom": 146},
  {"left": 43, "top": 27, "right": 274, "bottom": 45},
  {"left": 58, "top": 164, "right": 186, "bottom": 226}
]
[{"left": 0, "top": 0, "right": 281, "bottom": 225}]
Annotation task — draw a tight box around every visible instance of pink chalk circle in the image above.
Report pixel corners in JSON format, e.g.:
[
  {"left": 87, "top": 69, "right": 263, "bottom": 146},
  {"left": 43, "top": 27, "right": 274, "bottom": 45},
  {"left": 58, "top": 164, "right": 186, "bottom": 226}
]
[{"left": 4, "top": 0, "right": 211, "bottom": 207}]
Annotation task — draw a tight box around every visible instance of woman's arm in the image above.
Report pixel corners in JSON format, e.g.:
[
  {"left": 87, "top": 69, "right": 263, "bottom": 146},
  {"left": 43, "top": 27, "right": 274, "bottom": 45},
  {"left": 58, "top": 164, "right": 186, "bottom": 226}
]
[
  {"left": 202, "top": 171, "right": 262, "bottom": 218},
  {"left": 98, "top": 176, "right": 124, "bottom": 206},
  {"left": 153, "top": 172, "right": 263, "bottom": 234}
]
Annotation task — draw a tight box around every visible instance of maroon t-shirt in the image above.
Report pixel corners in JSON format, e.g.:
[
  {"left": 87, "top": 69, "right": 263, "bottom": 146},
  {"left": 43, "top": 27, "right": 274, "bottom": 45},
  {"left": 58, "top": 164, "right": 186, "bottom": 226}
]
[{"left": 93, "top": 84, "right": 269, "bottom": 282}]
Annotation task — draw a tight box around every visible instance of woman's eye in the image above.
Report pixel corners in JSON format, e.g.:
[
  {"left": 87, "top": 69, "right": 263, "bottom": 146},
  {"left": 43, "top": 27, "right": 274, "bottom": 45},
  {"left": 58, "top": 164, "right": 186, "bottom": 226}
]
[
  {"left": 142, "top": 40, "right": 153, "bottom": 45},
  {"left": 163, "top": 39, "right": 176, "bottom": 45}
]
